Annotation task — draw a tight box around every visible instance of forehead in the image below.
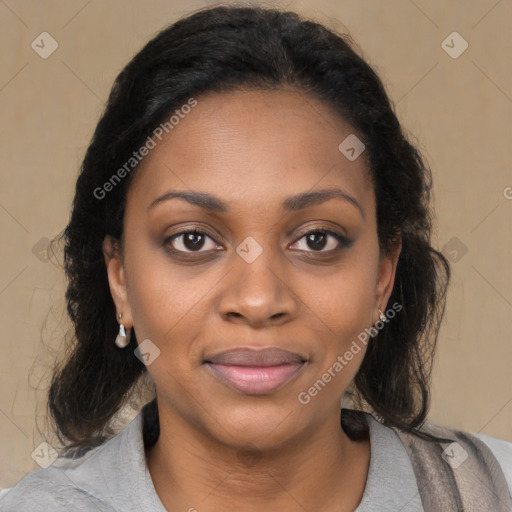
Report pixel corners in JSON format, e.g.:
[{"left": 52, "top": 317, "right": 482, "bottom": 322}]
[{"left": 127, "top": 88, "right": 374, "bottom": 217}]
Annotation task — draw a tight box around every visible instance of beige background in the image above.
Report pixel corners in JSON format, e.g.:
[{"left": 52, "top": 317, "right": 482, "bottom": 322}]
[{"left": 1, "top": 0, "right": 511, "bottom": 489}]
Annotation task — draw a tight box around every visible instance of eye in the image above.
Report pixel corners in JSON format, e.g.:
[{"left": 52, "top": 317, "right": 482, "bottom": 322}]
[
  {"left": 165, "top": 227, "right": 352, "bottom": 256},
  {"left": 289, "top": 229, "right": 350, "bottom": 253},
  {"left": 166, "top": 229, "right": 221, "bottom": 253}
]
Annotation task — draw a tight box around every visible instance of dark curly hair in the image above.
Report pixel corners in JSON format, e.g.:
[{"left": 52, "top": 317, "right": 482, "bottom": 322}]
[{"left": 48, "top": 4, "right": 451, "bottom": 455}]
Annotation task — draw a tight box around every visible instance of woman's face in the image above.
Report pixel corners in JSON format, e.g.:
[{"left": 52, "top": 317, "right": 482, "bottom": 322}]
[{"left": 104, "top": 88, "right": 400, "bottom": 451}]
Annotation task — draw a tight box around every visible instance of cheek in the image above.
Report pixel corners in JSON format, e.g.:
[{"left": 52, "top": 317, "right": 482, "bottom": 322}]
[
  {"left": 300, "top": 259, "right": 378, "bottom": 340},
  {"left": 125, "top": 239, "right": 218, "bottom": 336}
]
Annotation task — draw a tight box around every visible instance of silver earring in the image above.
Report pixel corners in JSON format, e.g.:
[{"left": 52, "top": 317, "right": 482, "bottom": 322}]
[
  {"left": 378, "top": 308, "right": 386, "bottom": 322},
  {"left": 115, "top": 313, "right": 131, "bottom": 348}
]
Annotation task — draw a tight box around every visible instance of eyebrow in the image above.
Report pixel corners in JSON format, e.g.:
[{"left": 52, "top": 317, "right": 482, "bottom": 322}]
[{"left": 147, "top": 187, "right": 364, "bottom": 219}]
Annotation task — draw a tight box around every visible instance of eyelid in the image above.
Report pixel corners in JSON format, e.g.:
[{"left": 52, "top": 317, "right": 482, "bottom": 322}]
[{"left": 293, "top": 223, "right": 347, "bottom": 240}]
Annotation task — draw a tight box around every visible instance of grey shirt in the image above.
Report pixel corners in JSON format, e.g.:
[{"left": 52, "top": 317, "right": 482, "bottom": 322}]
[{"left": 1, "top": 411, "right": 511, "bottom": 511}]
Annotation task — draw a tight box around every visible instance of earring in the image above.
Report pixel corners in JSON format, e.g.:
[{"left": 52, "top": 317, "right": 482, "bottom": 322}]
[
  {"left": 378, "top": 307, "right": 386, "bottom": 323},
  {"left": 115, "top": 313, "right": 131, "bottom": 348}
]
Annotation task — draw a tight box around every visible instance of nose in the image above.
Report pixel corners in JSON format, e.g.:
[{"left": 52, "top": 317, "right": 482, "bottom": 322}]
[{"left": 217, "top": 242, "right": 297, "bottom": 328}]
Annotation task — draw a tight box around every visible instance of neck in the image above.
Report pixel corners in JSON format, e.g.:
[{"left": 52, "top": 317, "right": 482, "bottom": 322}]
[{"left": 146, "top": 405, "right": 370, "bottom": 512}]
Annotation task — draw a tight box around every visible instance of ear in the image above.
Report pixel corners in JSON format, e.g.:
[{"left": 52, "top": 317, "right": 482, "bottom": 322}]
[
  {"left": 102, "top": 235, "right": 132, "bottom": 328},
  {"left": 374, "top": 238, "right": 402, "bottom": 321}
]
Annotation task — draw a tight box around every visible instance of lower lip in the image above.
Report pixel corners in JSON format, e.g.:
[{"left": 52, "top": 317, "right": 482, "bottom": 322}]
[{"left": 206, "top": 363, "right": 305, "bottom": 395}]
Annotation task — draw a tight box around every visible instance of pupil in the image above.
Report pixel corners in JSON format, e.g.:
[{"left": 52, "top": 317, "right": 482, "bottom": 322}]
[
  {"left": 185, "top": 232, "right": 204, "bottom": 251},
  {"left": 308, "top": 232, "right": 326, "bottom": 250}
]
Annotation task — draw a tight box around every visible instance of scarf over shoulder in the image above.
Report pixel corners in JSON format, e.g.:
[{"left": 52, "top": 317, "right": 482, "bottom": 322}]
[
  {"left": 392, "top": 419, "right": 512, "bottom": 511},
  {"left": 341, "top": 407, "right": 511, "bottom": 511}
]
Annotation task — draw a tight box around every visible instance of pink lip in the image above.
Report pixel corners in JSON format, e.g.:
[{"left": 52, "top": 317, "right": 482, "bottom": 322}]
[
  {"left": 204, "top": 347, "right": 307, "bottom": 395},
  {"left": 206, "top": 363, "right": 305, "bottom": 394}
]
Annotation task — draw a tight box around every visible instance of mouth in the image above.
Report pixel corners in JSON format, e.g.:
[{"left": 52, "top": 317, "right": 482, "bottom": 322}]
[{"left": 203, "top": 346, "right": 308, "bottom": 395}]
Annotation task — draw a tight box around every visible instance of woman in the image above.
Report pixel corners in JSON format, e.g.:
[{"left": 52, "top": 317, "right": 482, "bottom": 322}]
[{"left": 1, "top": 5, "right": 511, "bottom": 511}]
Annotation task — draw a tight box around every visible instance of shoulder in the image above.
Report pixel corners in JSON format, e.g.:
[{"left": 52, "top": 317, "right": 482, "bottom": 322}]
[
  {"left": 434, "top": 423, "right": 512, "bottom": 498},
  {"left": 0, "top": 469, "right": 113, "bottom": 511},
  {"left": 472, "top": 431, "right": 512, "bottom": 496},
  {"left": 0, "top": 413, "right": 144, "bottom": 511},
  {"left": 395, "top": 417, "right": 512, "bottom": 503}
]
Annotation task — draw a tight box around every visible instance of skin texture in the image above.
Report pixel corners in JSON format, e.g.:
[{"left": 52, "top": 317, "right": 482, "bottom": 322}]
[{"left": 103, "top": 88, "right": 401, "bottom": 511}]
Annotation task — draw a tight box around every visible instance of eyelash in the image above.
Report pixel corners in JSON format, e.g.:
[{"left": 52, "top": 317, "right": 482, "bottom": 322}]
[{"left": 164, "top": 226, "right": 352, "bottom": 256}]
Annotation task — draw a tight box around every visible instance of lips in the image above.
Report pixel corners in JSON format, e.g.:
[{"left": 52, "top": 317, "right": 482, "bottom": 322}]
[{"left": 204, "top": 347, "right": 307, "bottom": 395}]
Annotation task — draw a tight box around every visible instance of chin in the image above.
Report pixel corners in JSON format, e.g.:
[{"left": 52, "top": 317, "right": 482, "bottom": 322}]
[{"left": 200, "top": 400, "right": 311, "bottom": 451}]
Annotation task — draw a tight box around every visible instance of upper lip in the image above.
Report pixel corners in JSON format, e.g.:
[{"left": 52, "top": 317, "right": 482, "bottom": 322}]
[{"left": 204, "top": 347, "right": 306, "bottom": 366}]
